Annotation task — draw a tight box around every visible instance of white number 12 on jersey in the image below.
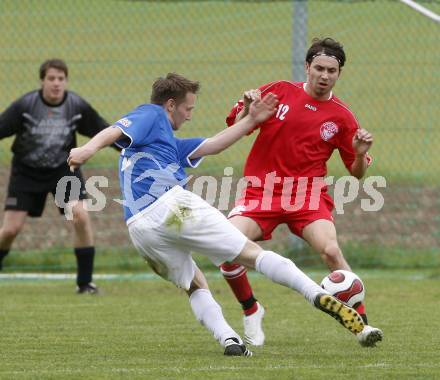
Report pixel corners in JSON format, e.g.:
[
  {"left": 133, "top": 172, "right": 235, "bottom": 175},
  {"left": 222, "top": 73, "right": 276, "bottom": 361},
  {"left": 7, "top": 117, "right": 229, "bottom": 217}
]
[{"left": 276, "top": 104, "right": 289, "bottom": 120}]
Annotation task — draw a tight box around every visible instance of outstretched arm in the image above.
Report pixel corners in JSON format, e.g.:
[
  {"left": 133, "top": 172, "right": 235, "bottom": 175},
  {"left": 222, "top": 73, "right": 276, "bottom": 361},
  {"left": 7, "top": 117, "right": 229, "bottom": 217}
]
[
  {"left": 68, "top": 126, "right": 122, "bottom": 171},
  {"left": 76, "top": 101, "right": 121, "bottom": 152},
  {"left": 190, "top": 92, "right": 277, "bottom": 159}
]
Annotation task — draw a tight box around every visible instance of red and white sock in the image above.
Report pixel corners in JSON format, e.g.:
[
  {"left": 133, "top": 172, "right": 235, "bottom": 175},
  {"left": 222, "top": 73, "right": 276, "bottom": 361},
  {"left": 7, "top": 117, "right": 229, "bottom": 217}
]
[
  {"left": 220, "top": 263, "right": 258, "bottom": 316},
  {"left": 355, "top": 303, "right": 368, "bottom": 324}
]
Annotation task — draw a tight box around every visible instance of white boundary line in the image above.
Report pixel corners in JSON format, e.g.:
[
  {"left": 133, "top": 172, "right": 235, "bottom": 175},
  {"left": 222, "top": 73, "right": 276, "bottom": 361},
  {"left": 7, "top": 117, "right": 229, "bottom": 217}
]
[
  {"left": 0, "top": 273, "right": 154, "bottom": 280},
  {"left": 0, "top": 271, "right": 434, "bottom": 281},
  {"left": 399, "top": 0, "right": 440, "bottom": 23}
]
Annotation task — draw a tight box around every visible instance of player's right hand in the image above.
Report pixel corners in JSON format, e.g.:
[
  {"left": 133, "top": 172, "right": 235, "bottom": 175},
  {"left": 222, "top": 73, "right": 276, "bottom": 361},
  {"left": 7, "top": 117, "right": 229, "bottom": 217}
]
[{"left": 67, "top": 147, "right": 91, "bottom": 172}]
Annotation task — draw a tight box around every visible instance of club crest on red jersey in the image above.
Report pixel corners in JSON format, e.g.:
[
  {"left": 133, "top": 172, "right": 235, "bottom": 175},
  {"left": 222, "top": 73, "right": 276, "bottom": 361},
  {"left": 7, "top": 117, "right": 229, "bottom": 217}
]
[{"left": 320, "top": 121, "right": 339, "bottom": 141}]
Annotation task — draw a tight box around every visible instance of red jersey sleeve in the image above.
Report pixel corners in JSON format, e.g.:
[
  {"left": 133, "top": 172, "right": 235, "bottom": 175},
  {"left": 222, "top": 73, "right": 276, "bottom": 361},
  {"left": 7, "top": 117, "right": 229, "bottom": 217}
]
[
  {"left": 225, "top": 100, "right": 244, "bottom": 127},
  {"left": 337, "top": 113, "right": 373, "bottom": 172}
]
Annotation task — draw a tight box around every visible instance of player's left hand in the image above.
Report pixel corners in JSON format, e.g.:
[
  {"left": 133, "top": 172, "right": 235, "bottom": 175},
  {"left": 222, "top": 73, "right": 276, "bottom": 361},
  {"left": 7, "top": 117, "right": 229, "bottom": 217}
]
[
  {"left": 67, "top": 147, "right": 92, "bottom": 172},
  {"left": 352, "top": 128, "right": 373, "bottom": 155},
  {"left": 249, "top": 92, "right": 278, "bottom": 124}
]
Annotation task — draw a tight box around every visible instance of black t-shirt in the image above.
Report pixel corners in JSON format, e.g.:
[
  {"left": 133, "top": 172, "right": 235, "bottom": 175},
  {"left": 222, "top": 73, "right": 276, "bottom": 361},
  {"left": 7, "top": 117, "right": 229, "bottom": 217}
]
[
  {"left": 0, "top": 90, "right": 109, "bottom": 191},
  {"left": 0, "top": 89, "right": 109, "bottom": 168}
]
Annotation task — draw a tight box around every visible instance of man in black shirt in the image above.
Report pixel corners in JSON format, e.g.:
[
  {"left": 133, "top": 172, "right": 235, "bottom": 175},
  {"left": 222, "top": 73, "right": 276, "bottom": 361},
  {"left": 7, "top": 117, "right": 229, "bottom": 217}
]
[{"left": 0, "top": 58, "right": 110, "bottom": 293}]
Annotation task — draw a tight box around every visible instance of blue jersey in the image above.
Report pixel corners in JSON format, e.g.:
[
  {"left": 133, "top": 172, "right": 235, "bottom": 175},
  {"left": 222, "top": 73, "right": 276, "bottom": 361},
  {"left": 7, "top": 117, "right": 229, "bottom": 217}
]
[{"left": 113, "top": 104, "right": 206, "bottom": 223}]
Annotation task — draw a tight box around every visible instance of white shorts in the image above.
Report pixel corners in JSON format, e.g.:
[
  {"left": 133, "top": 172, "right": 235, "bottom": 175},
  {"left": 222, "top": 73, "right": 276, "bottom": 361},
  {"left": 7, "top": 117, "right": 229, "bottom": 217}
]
[{"left": 128, "top": 186, "right": 248, "bottom": 290}]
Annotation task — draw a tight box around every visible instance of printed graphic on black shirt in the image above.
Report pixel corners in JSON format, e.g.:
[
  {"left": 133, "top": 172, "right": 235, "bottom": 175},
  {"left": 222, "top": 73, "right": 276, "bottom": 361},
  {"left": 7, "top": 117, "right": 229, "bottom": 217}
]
[
  {"left": 20, "top": 109, "right": 81, "bottom": 167},
  {"left": 0, "top": 90, "right": 108, "bottom": 169}
]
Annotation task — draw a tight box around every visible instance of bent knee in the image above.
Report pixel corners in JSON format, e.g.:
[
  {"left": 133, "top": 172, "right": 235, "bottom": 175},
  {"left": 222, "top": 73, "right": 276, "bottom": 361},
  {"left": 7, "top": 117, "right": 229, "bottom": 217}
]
[
  {"left": 233, "top": 240, "right": 263, "bottom": 269},
  {"left": 321, "top": 244, "right": 343, "bottom": 261},
  {"left": 1, "top": 224, "right": 23, "bottom": 239},
  {"left": 72, "top": 205, "right": 90, "bottom": 225}
]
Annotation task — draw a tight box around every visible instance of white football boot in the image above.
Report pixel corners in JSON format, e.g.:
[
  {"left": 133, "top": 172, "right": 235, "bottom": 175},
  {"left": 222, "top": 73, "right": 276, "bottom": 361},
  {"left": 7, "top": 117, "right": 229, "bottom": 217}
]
[
  {"left": 357, "top": 325, "right": 383, "bottom": 347},
  {"left": 243, "top": 302, "right": 265, "bottom": 346}
]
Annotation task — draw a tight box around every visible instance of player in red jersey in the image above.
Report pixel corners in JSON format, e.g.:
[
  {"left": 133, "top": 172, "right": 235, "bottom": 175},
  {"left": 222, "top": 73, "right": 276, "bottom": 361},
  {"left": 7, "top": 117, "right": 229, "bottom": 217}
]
[{"left": 220, "top": 37, "right": 383, "bottom": 347}]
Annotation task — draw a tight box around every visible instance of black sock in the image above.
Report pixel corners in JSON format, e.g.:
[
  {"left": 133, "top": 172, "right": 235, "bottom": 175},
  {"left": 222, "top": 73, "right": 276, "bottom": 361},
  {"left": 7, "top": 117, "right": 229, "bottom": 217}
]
[
  {"left": 0, "top": 249, "right": 10, "bottom": 270},
  {"left": 241, "top": 295, "right": 257, "bottom": 311},
  {"left": 74, "top": 247, "right": 95, "bottom": 286}
]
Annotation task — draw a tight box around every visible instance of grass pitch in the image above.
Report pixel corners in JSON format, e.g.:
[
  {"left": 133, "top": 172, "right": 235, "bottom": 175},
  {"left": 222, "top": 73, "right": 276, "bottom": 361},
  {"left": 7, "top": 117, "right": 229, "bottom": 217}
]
[{"left": 0, "top": 269, "right": 439, "bottom": 379}]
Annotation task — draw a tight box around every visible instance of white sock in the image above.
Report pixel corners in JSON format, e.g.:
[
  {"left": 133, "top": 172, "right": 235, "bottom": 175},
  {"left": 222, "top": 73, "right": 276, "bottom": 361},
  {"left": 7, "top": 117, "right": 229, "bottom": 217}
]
[
  {"left": 189, "top": 288, "right": 241, "bottom": 346},
  {"left": 255, "top": 250, "right": 327, "bottom": 304}
]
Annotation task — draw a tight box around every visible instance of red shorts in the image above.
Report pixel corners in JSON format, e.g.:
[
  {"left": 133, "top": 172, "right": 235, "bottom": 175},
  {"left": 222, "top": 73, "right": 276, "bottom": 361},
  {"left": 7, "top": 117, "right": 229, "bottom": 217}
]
[{"left": 228, "top": 191, "right": 334, "bottom": 240}]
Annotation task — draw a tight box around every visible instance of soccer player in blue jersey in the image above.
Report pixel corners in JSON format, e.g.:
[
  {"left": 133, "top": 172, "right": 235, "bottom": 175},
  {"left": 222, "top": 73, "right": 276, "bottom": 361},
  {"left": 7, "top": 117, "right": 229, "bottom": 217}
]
[{"left": 68, "top": 73, "right": 365, "bottom": 356}]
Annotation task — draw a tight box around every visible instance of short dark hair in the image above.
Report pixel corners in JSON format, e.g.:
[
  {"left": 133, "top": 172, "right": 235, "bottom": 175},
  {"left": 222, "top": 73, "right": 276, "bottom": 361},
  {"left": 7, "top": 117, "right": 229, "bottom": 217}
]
[
  {"left": 305, "top": 37, "right": 346, "bottom": 68},
  {"left": 39, "top": 58, "right": 69, "bottom": 80},
  {"left": 150, "top": 73, "right": 200, "bottom": 105}
]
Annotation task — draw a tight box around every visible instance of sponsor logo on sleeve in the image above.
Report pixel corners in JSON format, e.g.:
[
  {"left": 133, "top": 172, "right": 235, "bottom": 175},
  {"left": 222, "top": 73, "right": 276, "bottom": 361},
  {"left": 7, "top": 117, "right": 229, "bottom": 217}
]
[{"left": 117, "top": 118, "right": 132, "bottom": 128}]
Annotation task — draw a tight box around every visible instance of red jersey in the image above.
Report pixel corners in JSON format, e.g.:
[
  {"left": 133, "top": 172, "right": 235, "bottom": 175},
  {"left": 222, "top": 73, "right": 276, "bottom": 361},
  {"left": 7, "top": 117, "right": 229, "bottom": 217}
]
[{"left": 227, "top": 81, "right": 371, "bottom": 189}]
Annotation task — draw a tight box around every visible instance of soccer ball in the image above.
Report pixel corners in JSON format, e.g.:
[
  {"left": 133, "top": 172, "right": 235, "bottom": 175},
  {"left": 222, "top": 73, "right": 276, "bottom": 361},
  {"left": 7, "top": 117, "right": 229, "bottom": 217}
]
[{"left": 320, "top": 270, "right": 365, "bottom": 308}]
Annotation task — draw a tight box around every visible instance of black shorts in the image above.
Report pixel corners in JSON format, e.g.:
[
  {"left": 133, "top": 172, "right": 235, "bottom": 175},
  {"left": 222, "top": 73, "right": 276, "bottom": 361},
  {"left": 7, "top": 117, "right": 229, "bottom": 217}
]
[{"left": 4, "top": 164, "right": 87, "bottom": 218}]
